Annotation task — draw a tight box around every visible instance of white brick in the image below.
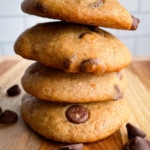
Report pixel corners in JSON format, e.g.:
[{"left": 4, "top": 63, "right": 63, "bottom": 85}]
[
  {"left": 140, "top": 0, "right": 150, "bottom": 12},
  {"left": 1, "top": 42, "right": 15, "bottom": 55},
  {"left": 24, "top": 16, "right": 54, "bottom": 28},
  {"left": 0, "top": 43, "right": 3, "bottom": 55},
  {"left": 118, "top": 37, "right": 136, "bottom": 55},
  {"left": 101, "top": 27, "right": 117, "bottom": 36},
  {"left": 118, "top": 0, "right": 139, "bottom": 12},
  {"left": 0, "top": 17, "right": 25, "bottom": 41},
  {"left": 0, "top": 0, "right": 24, "bottom": 15},
  {"left": 135, "top": 37, "right": 150, "bottom": 56}
]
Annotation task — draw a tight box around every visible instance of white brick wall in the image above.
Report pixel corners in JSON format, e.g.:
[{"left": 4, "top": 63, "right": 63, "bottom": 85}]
[{"left": 0, "top": 0, "right": 150, "bottom": 56}]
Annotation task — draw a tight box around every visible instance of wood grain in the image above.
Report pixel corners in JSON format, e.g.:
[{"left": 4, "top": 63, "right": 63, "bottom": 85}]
[{"left": 0, "top": 56, "right": 150, "bottom": 150}]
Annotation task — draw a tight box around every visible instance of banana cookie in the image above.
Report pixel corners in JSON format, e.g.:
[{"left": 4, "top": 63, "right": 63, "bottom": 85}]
[
  {"left": 14, "top": 22, "right": 132, "bottom": 74},
  {"left": 21, "top": 94, "right": 129, "bottom": 143},
  {"left": 21, "top": 0, "right": 139, "bottom": 30},
  {"left": 21, "top": 62, "right": 127, "bottom": 103}
]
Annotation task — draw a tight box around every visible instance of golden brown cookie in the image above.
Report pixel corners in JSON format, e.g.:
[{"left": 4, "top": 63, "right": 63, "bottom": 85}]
[
  {"left": 21, "top": 94, "right": 129, "bottom": 143},
  {"left": 21, "top": 0, "right": 139, "bottom": 30},
  {"left": 21, "top": 62, "right": 127, "bottom": 103},
  {"left": 14, "top": 22, "right": 132, "bottom": 74}
]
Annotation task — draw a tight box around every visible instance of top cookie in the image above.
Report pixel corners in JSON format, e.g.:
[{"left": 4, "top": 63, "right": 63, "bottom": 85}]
[
  {"left": 14, "top": 22, "right": 131, "bottom": 74},
  {"left": 21, "top": 0, "right": 139, "bottom": 30}
]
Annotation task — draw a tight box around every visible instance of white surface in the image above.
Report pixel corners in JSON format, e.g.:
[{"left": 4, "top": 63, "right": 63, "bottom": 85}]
[{"left": 0, "top": 0, "right": 150, "bottom": 56}]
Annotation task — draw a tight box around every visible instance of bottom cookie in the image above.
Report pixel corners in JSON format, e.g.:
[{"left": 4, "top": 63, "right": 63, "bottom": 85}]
[{"left": 21, "top": 94, "right": 129, "bottom": 143}]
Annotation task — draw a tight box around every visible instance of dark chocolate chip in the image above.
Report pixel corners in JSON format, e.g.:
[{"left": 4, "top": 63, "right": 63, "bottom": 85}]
[
  {"left": 7, "top": 84, "right": 21, "bottom": 96},
  {"left": 79, "top": 32, "right": 93, "bottom": 38},
  {"left": 0, "top": 107, "right": 2, "bottom": 117},
  {"left": 60, "top": 143, "right": 83, "bottom": 150},
  {"left": 0, "top": 110, "right": 18, "bottom": 124},
  {"left": 88, "top": 26, "right": 105, "bottom": 37},
  {"left": 66, "top": 105, "right": 89, "bottom": 124},
  {"left": 63, "top": 59, "right": 72, "bottom": 70},
  {"left": 130, "top": 137, "right": 150, "bottom": 150},
  {"left": 34, "top": 2, "right": 48, "bottom": 13},
  {"left": 80, "top": 58, "right": 99, "bottom": 73},
  {"left": 123, "top": 143, "right": 130, "bottom": 150},
  {"left": 88, "top": 26, "right": 99, "bottom": 32},
  {"left": 114, "top": 85, "right": 124, "bottom": 100},
  {"left": 130, "top": 15, "right": 140, "bottom": 30},
  {"left": 63, "top": 55, "right": 77, "bottom": 70},
  {"left": 88, "top": 0, "right": 104, "bottom": 7},
  {"left": 126, "top": 123, "right": 146, "bottom": 140}
]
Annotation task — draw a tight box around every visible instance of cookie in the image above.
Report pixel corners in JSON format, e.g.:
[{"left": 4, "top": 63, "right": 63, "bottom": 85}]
[
  {"left": 14, "top": 22, "right": 132, "bottom": 74},
  {"left": 21, "top": 0, "right": 140, "bottom": 30},
  {"left": 21, "top": 94, "right": 129, "bottom": 143},
  {"left": 21, "top": 62, "right": 127, "bottom": 103}
]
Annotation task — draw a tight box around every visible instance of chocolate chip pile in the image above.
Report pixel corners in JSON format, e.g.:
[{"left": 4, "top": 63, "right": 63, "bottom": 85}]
[
  {"left": 0, "top": 85, "right": 20, "bottom": 124},
  {"left": 12, "top": 0, "right": 143, "bottom": 146},
  {"left": 124, "top": 123, "right": 150, "bottom": 150}
]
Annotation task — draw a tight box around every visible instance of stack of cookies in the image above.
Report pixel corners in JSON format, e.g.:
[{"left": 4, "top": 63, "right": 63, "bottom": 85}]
[{"left": 14, "top": 0, "right": 140, "bottom": 144}]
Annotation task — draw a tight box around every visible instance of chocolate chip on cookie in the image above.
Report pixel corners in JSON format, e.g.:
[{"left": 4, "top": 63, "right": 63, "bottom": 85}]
[
  {"left": 60, "top": 143, "right": 83, "bottom": 150},
  {"left": 63, "top": 55, "right": 77, "bottom": 70},
  {"left": 88, "top": 0, "right": 104, "bottom": 7},
  {"left": 130, "top": 15, "right": 140, "bottom": 30},
  {"left": 33, "top": 2, "right": 48, "bottom": 13},
  {"left": 79, "top": 32, "right": 93, "bottom": 38},
  {"left": 0, "top": 110, "right": 18, "bottom": 124},
  {"left": 80, "top": 58, "right": 99, "bottom": 73},
  {"left": 7, "top": 84, "right": 21, "bottom": 96},
  {"left": 66, "top": 105, "right": 89, "bottom": 124}
]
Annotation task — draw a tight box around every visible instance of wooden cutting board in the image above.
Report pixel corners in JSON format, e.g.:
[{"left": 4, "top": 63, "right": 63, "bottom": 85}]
[{"left": 0, "top": 56, "right": 150, "bottom": 150}]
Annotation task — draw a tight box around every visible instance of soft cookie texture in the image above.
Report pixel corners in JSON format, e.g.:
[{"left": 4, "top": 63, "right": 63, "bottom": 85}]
[
  {"left": 21, "top": 94, "right": 129, "bottom": 143},
  {"left": 21, "top": 62, "right": 127, "bottom": 103},
  {"left": 14, "top": 22, "right": 131, "bottom": 74},
  {"left": 21, "top": 0, "right": 138, "bottom": 30}
]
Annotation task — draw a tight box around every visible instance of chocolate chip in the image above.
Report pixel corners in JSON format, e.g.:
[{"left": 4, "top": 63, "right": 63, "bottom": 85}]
[
  {"left": 126, "top": 123, "right": 146, "bottom": 140},
  {"left": 88, "top": 0, "right": 104, "bottom": 7},
  {"left": 63, "top": 55, "right": 77, "bottom": 70},
  {"left": 7, "top": 84, "right": 21, "bottom": 96},
  {"left": 132, "top": 137, "right": 150, "bottom": 150},
  {"left": 34, "top": 2, "right": 48, "bottom": 13},
  {"left": 60, "top": 143, "right": 83, "bottom": 150},
  {"left": 80, "top": 58, "right": 99, "bottom": 73},
  {"left": 130, "top": 15, "right": 140, "bottom": 30},
  {"left": 0, "top": 110, "right": 18, "bottom": 124},
  {"left": 114, "top": 85, "right": 124, "bottom": 100},
  {"left": 66, "top": 105, "right": 89, "bottom": 124},
  {"left": 126, "top": 137, "right": 150, "bottom": 150},
  {"left": 63, "top": 59, "right": 72, "bottom": 70},
  {"left": 79, "top": 32, "right": 93, "bottom": 38},
  {"left": 0, "top": 107, "right": 2, "bottom": 117},
  {"left": 88, "top": 26, "right": 105, "bottom": 36},
  {"left": 123, "top": 143, "right": 130, "bottom": 150}
]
